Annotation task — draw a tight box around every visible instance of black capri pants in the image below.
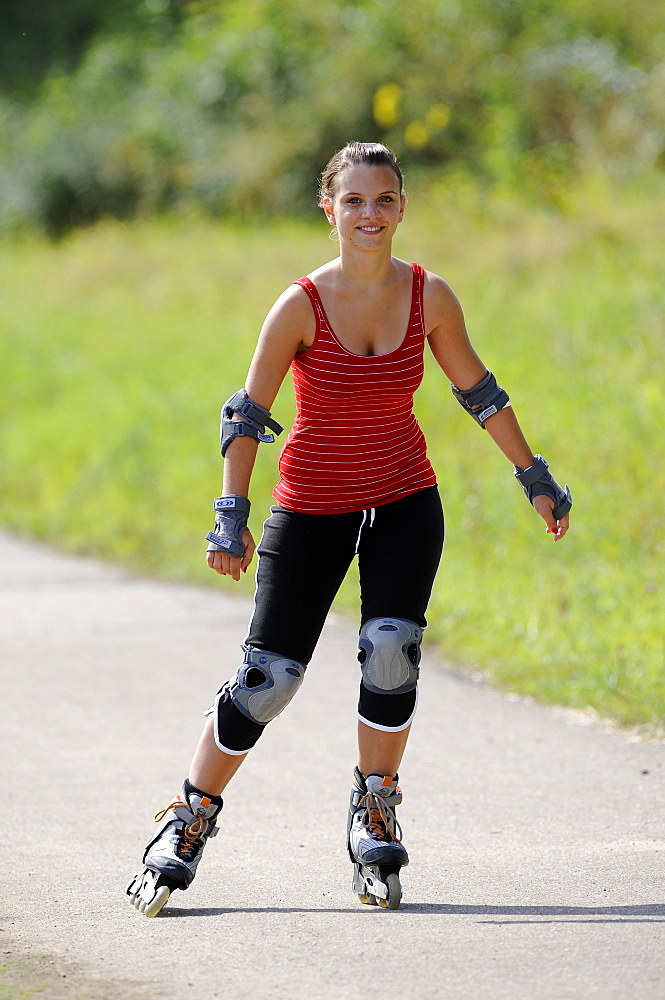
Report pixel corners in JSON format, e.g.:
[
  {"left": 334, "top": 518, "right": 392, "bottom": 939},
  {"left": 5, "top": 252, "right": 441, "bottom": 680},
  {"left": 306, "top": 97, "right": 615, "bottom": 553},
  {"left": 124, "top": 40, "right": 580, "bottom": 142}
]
[{"left": 216, "top": 486, "right": 444, "bottom": 751}]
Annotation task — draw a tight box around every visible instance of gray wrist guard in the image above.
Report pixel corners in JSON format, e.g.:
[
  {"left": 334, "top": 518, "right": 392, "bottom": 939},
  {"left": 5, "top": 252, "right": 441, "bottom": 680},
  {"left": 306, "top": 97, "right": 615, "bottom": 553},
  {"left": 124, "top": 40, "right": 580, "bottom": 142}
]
[
  {"left": 514, "top": 455, "right": 572, "bottom": 520},
  {"left": 205, "top": 495, "right": 251, "bottom": 559},
  {"left": 220, "top": 389, "right": 283, "bottom": 458},
  {"left": 451, "top": 370, "right": 510, "bottom": 429}
]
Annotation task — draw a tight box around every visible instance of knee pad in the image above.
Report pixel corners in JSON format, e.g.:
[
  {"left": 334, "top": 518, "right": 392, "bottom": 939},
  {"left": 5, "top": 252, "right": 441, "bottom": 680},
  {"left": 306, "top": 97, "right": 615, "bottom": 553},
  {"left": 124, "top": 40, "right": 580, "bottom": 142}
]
[
  {"left": 358, "top": 618, "right": 422, "bottom": 696},
  {"left": 212, "top": 647, "right": 307, "bottom": 755},
  {"left": 229, "top": 646, "right": 307, "bottom": 725}
]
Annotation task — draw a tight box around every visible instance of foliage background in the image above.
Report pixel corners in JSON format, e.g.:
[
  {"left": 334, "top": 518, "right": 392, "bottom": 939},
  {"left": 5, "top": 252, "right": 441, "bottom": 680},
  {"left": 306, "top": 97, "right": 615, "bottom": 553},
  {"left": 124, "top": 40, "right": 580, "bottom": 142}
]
[
  {"left": 1, "top": 0, "right": 664, "bottom": 234},
  {"left": 1, "top": 0, "right": 663, "bottom": 729}
]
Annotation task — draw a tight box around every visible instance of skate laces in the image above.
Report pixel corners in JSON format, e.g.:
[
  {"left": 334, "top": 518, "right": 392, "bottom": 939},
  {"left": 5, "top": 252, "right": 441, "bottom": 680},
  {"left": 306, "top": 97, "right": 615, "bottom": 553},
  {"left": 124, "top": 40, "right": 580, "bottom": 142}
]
[
  {"left": 358, "top": 791, "right": 403, "bottom": 844},
  {"left": 154, "top": 797, "right": 206, "bottom": 856}
]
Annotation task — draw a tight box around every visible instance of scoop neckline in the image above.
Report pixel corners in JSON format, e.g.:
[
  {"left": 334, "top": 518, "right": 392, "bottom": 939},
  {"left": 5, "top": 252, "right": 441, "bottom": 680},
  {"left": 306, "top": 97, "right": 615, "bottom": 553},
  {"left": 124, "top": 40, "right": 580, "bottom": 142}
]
[{"left": 303, "top": 264, "right": 417, "bottom": 359}]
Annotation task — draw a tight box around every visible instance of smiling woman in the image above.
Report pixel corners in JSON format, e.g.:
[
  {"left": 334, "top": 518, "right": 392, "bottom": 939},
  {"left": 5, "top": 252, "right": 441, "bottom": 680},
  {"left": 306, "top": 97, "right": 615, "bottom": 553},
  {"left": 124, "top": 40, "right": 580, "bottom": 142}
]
[
  {"left": 320, "top": 145, "right": 406, "bottom": 271},
  {"left": 126, "top": 140, "right": 572, "bottom": 917},
  {"left": 319, "top": 141, "right": 405, "bottom": 208}
]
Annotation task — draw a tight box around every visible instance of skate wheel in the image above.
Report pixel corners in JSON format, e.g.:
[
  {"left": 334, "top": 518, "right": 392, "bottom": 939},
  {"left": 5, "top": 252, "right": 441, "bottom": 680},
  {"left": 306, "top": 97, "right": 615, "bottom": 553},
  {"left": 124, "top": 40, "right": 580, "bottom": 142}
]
[
  {"left": 143, "top": 885, "right": 171, "bottom": 918},
  {"left": 378, "top": 873, "right": 402, "bottom": 910},
  {"left": 127, "top": 871, "right": 172, "bottom": 917},
  {"left": 358, "top": 891, "right": 378, "bottom": 906}
]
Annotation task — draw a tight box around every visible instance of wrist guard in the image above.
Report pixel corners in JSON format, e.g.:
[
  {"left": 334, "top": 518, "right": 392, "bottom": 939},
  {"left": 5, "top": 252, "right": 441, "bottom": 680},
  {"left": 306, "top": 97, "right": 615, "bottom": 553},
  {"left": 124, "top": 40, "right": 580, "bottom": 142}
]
[
  {"left": 220, "top": 389, "right": 283, "bottom": 458},
  {"left": 514, "top": 455, "right": 572, "bottom": 520},
  {"left": 451, "top": 370, "right": 510, "bottom": 429},
  {"left": 206, "top": 496, "right": 251, "bottom": 559}
]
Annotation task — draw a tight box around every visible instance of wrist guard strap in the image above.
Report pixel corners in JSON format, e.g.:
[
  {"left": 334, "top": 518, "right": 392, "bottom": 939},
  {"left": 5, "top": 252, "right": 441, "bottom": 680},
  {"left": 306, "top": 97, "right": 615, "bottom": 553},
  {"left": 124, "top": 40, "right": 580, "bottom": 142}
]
[
  {"left": 451, "top": 370, "right": 510, "bottom": 429},
  {"left": 206, "top": 495, "right": 251, "bottom": 558},
  {"left": 514, "top": 455, "right": 572, "bottom": 520},
  {"left": 220, "top": 389, "right": 284, "bottom": 457}
]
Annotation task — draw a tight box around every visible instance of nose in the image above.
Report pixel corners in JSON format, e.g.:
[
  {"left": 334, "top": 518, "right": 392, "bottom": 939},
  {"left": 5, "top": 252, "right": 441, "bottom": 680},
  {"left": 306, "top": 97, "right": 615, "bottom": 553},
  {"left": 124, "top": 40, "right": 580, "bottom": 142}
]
[{"left": 362, "top": 200, "right": 381, "bottom": 219}]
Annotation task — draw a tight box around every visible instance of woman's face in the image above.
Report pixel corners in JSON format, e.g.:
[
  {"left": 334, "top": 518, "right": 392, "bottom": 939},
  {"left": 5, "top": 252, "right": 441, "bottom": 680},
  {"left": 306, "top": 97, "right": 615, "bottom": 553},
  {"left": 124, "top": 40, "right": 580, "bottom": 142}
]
[{"left": 322, "top": 163, "right": 405, "bottom": 249}]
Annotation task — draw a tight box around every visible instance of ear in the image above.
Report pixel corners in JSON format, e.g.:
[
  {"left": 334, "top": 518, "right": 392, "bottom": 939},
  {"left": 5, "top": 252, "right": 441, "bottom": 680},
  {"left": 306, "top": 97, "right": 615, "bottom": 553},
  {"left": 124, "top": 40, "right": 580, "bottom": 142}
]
[
  {"left": 321, "top": 197, "right": 336, "bottom": 225},
  {"left": 398, "top": 193, "right": 406, "bottom": 222}
]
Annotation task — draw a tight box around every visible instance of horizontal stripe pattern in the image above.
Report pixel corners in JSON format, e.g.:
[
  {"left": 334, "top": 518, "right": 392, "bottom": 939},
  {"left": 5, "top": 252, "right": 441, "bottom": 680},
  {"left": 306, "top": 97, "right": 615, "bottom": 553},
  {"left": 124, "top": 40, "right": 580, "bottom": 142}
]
[{"left": 273, "top": 263, "right": 437, "bottom": 513}]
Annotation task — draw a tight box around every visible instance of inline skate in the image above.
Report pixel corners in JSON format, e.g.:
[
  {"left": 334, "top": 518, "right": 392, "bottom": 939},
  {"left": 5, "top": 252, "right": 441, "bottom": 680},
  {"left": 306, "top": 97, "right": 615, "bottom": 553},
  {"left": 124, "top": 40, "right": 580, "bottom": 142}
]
[
  {"left": 347, "top": 767, "right": 408, "bottom": 910},
  {"left": 126, "top": 779, "right": 223, "bottom": 917}
]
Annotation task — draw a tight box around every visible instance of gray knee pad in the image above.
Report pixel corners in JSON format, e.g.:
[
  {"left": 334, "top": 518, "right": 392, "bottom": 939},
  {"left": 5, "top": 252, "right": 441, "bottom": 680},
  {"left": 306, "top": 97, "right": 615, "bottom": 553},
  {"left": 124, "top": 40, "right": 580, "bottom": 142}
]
[
  {"left": 229, "top": 646, "right": 307, "bottom": 725},
  {"left": 358, "top": 618, "right": 422, "bottom": 695}
]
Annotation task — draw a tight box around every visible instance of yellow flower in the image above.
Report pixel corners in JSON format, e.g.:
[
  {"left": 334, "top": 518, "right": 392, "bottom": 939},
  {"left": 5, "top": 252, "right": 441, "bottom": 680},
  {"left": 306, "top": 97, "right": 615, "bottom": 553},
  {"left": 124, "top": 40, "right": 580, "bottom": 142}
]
[
  {"left": 373, "top": 83, "right": 402, "bottom": 128},
  {"left": 404, "top": 121, "right": 428, "bottom": 149}
]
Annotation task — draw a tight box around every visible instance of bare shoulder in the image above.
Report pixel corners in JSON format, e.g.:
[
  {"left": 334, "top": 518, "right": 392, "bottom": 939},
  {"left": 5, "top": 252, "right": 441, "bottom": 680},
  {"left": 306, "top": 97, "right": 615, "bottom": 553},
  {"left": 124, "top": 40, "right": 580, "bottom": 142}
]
[
  {"left": 258, "top": 280, "right": 315, "bottom": 352},
  {"left": 266, "top": 281, "right": 312, "bottom": 323},
  {"left": 421, "top": 268, "right": 464, "bottom": 333},
  {"left": 421, "top": 267, "right": 484, "bottom": 382}
]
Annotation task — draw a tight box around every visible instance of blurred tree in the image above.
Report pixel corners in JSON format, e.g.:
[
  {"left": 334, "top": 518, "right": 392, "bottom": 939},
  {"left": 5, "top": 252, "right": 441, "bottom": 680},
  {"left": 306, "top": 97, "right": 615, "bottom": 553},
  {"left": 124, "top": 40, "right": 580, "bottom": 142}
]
[
  {"left": 0, "top": 0, "right": 663, "bottom": 233},
  {"left": 0, "top": 0, "right": 184, "bottom": 93}
]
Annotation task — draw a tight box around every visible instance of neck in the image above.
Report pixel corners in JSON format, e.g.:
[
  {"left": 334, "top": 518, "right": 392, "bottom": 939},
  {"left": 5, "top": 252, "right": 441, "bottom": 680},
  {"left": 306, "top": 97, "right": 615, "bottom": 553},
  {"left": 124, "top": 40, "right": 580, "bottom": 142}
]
[{"left": 336, "top": 243, "right": 396, "bottom": 288}]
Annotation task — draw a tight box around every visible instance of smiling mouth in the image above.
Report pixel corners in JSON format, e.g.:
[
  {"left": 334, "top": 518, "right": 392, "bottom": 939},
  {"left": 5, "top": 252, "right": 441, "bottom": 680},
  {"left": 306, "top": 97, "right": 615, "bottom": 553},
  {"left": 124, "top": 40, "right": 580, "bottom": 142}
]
[{"left": 358, "top": 225, "right": 383, "bottom": 232}]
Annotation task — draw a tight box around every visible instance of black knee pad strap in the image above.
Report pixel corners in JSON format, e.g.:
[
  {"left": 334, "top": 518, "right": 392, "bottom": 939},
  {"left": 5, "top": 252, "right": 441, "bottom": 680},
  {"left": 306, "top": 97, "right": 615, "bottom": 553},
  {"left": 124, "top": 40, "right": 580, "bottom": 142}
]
[
  {"left": 358, "top": 683, "right": 418, "bottom": 731},
  {"left": 213, "top": 683, "right": 266, "bottom": 754}
]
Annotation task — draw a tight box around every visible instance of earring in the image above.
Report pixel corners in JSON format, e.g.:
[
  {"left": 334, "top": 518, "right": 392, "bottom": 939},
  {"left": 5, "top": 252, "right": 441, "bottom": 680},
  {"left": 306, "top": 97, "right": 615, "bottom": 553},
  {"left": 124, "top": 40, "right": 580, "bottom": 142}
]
[{"left": 328, "top": 226, "right": 339, "bottom": 242}]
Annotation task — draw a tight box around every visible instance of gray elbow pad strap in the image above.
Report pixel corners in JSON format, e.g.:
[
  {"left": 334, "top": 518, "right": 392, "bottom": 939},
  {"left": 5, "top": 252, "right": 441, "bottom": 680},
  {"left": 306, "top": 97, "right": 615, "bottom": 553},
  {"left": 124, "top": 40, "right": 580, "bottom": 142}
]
[
  {"left": 514, "top": 454, "right": 572, "bottom": 519},
  {"left": 358, "top": 618, "right": 423, "bottom": 696},
  {"left": 205, "top": 495, "right": 250, "bottom": 558},
  {"left": 220, "top": 389, "right": 284, "bottom": 457},
  {"left": 451, "top": 370, "right": 510, "bottom": 428}
]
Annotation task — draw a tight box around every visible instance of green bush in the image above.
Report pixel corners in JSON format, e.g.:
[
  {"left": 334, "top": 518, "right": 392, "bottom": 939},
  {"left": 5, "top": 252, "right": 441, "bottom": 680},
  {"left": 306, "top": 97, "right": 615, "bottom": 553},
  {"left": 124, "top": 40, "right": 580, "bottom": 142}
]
[{"left": 1, "top": 0, "right": 664, "bottom": 234}]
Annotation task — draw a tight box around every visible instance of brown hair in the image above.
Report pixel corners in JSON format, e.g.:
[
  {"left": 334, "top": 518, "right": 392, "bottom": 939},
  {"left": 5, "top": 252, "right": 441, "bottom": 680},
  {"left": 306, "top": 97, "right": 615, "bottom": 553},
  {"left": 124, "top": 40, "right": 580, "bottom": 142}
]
[{"left": 318, "top": 141, "right": 404, "bottom": 205}]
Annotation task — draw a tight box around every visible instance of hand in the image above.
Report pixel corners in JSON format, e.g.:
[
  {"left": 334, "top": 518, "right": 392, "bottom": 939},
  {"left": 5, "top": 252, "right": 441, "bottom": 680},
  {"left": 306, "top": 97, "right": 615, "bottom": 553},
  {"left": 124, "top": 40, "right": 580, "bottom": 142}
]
[
  {"left": 206, "top": 529, "right": 255, "bottom": 580},
  {"left": 532, "top": 494, "right": 570, "bottom": 542}
]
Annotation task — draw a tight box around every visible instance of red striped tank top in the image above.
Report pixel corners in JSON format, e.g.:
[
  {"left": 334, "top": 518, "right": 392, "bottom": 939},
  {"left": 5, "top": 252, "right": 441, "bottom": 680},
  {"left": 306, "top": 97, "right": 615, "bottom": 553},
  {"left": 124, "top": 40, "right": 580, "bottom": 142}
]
[{"left": 272, "top": 262, "right": 437, "bottom": 514}]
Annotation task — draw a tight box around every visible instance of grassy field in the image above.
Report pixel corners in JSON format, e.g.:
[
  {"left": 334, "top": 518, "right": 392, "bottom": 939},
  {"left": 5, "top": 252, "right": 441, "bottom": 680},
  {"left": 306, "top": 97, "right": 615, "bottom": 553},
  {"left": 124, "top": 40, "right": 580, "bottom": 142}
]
[{"left": 1, "top": 178, "right": 663, "bottom": 731}]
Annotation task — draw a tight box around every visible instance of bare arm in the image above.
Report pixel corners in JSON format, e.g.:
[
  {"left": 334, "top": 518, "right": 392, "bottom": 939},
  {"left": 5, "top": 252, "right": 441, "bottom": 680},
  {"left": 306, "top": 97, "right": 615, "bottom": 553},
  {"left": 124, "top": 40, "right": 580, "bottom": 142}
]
[
  {"left": 424, "top": 272, "right": 569, "bottom": 540},
  {"left": 208, "top": 285, "right": 315, "bottom": 578}
]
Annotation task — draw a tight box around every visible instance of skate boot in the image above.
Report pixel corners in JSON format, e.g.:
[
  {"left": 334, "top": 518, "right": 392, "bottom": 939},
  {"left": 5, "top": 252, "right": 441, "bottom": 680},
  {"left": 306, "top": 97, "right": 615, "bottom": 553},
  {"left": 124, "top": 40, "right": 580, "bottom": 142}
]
[
  {"left": 126, "top": 779, "right": 223, "bottom": 917},
  {"left": 347, "top": 767, "right": 408, "bottom": 910}
]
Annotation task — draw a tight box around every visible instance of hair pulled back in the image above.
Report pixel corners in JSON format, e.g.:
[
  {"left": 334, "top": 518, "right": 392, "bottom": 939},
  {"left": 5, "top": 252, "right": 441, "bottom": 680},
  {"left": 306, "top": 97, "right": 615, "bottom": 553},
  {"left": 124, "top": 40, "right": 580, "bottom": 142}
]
[{"left": 318, "top": 141, "right": 404, "bottom": 205}]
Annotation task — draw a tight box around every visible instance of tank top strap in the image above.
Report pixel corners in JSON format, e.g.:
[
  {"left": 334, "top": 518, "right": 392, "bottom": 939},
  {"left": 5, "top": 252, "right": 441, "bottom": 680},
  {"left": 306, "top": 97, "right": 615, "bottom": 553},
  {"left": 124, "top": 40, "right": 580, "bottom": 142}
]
[
  {"left": 293, "top": 276, "right": 330, "bottom": 347},
  {"left": 407, "top": 262, "right": 426, "bottom": 343},
  {"left": 293, "top": 276, "right": 324, "bottom": 322},
  {"left": 293, "top": 275, "right": 316, "bottom": 297}
]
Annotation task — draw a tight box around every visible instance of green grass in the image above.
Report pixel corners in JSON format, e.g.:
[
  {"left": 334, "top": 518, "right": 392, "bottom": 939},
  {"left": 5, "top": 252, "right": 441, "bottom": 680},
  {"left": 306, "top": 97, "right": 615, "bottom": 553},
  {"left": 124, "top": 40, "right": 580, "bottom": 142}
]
[
  {"left": 1, "top": 178, "right": 663, "bottom": 731},
  {"left": 0, "top": 961, "right": 50, "bottom": 999}
]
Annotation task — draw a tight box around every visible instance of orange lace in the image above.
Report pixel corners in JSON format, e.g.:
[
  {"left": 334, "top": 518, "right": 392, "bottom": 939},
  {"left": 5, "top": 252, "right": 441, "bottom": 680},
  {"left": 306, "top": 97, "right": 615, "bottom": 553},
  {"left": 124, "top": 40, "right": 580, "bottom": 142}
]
[
  {"left": 359, "top": 791, "right": 403, "bottom": 844},
  {"left": 154, "top": 797, "right": 205, "bottom": 842}
]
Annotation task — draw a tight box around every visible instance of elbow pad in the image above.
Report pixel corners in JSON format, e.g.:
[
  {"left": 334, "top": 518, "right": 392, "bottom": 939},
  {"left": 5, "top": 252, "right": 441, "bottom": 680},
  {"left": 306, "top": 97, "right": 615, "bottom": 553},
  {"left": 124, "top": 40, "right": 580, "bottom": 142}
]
[
  {"left": 451, "top": 370, "right": 510, "bottom": 428},
  {"left": 220, "top": 389, "right": 283, "bottom": 457}
]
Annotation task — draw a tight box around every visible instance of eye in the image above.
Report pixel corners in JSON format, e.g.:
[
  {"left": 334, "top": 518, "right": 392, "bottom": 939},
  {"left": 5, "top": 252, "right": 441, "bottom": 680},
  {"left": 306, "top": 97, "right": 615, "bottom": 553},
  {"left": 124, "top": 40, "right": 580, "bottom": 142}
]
[{"left": 346, "top": 197, "right": 361, "bottom": 204}]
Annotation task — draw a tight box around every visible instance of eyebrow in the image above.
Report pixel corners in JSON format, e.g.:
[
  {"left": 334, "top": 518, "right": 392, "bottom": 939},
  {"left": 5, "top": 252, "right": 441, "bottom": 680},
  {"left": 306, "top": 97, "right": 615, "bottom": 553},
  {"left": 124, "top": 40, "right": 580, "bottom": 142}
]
[{"left": 341, "top": 189, "right": 399, "bottom": 197}]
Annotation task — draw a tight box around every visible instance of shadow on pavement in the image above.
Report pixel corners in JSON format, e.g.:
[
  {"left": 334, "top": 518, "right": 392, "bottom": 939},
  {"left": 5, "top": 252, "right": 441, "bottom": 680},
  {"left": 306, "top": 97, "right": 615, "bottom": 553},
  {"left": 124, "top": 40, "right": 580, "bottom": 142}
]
[{"left": 157, "top": 902, "right": 665, "bottom": 921}]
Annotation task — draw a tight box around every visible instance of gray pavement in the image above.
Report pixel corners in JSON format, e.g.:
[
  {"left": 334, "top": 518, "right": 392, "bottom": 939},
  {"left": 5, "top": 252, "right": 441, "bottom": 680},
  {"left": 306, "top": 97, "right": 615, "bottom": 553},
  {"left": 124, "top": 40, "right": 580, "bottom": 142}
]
[{"left": 1, "top": 531, "right": 663, "bottom": 1000}]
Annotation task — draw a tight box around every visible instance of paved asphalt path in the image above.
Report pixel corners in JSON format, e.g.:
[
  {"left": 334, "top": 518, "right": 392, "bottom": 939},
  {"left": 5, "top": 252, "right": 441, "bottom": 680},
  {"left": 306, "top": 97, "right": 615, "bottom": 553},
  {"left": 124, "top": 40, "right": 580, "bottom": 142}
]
[{"left": 1, "top": 531, "right": 664, "bottom": 1000}]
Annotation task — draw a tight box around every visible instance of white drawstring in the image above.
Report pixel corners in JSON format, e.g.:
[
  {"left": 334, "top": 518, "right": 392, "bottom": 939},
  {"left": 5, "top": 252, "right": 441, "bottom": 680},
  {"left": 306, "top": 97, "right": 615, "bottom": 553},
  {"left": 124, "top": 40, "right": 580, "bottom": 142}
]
[{"left": 355, "top": 507, "right": 376, "bottom": 553}]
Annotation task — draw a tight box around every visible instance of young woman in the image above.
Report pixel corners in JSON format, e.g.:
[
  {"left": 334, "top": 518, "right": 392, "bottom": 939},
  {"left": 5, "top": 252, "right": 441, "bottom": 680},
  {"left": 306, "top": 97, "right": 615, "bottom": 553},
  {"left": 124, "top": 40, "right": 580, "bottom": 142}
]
[{"left": 127, "top": 141, "right": 571, "bottom": 915}]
